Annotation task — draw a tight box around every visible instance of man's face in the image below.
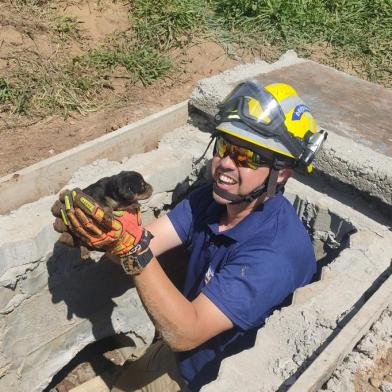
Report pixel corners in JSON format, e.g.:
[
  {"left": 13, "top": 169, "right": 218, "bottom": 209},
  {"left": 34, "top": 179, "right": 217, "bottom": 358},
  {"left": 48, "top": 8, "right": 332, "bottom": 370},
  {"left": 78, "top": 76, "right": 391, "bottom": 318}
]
[{"left": 211, "top": 137, "right": 271, "bottom": 204}]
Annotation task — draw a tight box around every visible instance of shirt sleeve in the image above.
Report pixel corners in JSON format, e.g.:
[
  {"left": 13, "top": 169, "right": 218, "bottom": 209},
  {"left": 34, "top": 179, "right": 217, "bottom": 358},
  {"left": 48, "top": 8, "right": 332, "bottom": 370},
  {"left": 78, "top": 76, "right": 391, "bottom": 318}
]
[
  {"left": 167, "top": 197, "right": 193, "bottom": 244},
  {"left": 202, "top": 244, "right": 294, "bottom": 330},
  {"left": 167, "top": 183, "right": 214, "bottom": 245}
]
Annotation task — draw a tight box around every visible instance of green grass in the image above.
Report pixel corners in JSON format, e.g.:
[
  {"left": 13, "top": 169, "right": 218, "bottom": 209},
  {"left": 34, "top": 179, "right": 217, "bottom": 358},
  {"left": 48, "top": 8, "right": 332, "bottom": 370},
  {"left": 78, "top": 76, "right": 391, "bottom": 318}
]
[
  {"left": 1, "top": 0, "right": 391, "bottom": 119},
  {"left": 52, "top": 16, "right": 81, "bottom": 40},
  {"left": 0, "top": 78, "right": 13, "bottom": 104},
  {"left": 78, "top": 33, "right": 172, "bottom": 86},
  {"left": 130, "top": 0, "right": 209, "bottom": 50},
  {"left": 210, "top": 0, "right": 392, "bottom": 84}
]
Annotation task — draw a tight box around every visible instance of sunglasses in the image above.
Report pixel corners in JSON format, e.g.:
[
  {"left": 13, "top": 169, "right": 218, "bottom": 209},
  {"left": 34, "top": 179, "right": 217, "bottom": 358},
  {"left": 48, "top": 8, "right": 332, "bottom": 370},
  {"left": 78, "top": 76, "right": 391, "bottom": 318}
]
[{"left": 214, "top": 136, "right": 270, "bottom": 170}]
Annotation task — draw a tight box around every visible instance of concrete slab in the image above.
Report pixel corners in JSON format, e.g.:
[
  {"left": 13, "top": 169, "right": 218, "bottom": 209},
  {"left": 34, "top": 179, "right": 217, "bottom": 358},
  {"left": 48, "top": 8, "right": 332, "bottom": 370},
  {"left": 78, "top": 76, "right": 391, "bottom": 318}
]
[
  {"left": 253, "top": 62, "right": 392, "bottom": 157},
  {"left": 190, "top": 52, "right": 392, "bottom": 207},
  {"left": 289, "top": 274, "right": 392, "bottom": 392}
]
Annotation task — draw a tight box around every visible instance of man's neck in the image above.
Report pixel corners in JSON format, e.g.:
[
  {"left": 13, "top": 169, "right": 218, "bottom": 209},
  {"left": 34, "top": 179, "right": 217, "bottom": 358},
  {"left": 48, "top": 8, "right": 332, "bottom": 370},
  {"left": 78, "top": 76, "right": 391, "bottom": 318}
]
[{"left": 219, "top": 193, "right": 268, "bottom": 231}]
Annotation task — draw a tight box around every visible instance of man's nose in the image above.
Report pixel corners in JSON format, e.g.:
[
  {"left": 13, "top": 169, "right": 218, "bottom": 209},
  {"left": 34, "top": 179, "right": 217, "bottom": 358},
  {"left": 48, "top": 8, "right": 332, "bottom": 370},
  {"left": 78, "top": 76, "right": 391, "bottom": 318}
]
[{"left": 219, "top": 153, "right": 238, "bottom": 169}]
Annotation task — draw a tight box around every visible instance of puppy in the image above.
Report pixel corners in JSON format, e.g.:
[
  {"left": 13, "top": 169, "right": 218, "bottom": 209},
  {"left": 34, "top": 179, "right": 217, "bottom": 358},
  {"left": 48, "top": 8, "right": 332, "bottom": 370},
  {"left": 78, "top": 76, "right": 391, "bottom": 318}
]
[
  {"left": 53, "top": 171, "right": 153, "bottom": 258},
  {"left": 83, "top": 170, "right": 153, "bottom": 211}
]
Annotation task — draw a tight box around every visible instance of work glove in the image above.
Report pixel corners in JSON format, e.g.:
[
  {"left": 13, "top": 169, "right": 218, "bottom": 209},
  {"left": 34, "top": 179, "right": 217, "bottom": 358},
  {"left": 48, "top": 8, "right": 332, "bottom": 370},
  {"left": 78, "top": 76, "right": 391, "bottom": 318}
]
[{"left": 52, "top": 189, "right": 145, "bottom": 256}]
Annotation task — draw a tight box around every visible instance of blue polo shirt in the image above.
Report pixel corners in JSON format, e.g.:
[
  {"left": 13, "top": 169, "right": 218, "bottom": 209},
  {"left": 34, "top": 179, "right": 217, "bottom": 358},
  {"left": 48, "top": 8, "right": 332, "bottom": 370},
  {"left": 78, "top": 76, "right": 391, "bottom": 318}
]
[{"left": 167, "top": 184, "right": 316, "bottom": 391}]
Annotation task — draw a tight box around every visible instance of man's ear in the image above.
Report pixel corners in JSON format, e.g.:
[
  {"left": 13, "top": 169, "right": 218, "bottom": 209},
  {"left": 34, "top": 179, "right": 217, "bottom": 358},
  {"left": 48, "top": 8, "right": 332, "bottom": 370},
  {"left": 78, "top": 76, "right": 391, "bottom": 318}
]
[{"left": 277, "top": 167, "right": 293, "bottom": 184}]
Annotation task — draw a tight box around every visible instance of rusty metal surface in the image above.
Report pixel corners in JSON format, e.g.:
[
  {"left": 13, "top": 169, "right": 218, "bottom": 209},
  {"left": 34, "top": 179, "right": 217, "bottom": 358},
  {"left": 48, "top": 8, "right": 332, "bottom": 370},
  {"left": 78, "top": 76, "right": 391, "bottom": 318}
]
[{"left": 256, "top": 62, "right": 392, "bottom": 156}]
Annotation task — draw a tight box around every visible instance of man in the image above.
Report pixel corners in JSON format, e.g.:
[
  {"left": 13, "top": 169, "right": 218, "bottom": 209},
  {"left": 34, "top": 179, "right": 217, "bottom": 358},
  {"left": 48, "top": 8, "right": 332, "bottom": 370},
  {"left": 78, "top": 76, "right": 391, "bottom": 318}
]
[{"left": 53, "top": 80, "right": 327, "bottom": 391}]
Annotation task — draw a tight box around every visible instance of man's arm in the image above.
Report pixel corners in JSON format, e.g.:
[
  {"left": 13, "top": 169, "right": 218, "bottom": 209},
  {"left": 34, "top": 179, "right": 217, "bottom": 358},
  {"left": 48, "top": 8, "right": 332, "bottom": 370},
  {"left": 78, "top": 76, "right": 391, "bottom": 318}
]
[
  {"left": 57, "top": 190, "right": 233, "bottom": 351},
  {"left": 146, "top": 214, "right": 183, "bottom": 257},
  {"left": 133, "top": 257, "right": 233, "bottom": 351},
  {"left": 132, "top": 214, "right": 233, "bottom": 351}
]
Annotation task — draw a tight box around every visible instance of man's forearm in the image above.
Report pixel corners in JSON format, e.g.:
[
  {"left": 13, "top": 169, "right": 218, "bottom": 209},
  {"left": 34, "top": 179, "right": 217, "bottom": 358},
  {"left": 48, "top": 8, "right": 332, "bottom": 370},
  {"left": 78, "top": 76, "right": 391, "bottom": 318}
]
[{"left": 132, "top": 257, "right": 201, "bottom": 351}]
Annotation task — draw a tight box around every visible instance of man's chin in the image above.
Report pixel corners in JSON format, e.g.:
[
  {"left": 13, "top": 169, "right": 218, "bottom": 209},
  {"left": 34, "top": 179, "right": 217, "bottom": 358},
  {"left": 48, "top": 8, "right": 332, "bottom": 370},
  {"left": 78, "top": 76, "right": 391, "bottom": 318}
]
[{"left": 212, "top": 189, "right": 232, "bottom": 205}]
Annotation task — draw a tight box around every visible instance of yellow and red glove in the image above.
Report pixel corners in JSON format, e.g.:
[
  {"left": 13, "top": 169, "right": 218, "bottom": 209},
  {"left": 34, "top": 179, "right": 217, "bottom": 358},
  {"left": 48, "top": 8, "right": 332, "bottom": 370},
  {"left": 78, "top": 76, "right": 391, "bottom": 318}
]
[{"left": 52, "top": 189, "right": 145, "bottom": 256}]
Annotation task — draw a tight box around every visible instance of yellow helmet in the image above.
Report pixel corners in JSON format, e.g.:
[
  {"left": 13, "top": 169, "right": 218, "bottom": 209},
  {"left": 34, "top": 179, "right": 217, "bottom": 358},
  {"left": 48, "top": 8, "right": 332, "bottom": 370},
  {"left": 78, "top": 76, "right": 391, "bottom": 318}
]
[{"left": 215, "top": 80, "right": 327, "bottom": 173}]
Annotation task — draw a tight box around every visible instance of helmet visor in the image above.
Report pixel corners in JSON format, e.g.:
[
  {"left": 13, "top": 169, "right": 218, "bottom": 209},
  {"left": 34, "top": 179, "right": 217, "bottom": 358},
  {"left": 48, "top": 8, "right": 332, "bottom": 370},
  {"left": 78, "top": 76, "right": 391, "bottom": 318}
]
[{"left": 217, "top": 81, "right": 304, "bottom": 158}]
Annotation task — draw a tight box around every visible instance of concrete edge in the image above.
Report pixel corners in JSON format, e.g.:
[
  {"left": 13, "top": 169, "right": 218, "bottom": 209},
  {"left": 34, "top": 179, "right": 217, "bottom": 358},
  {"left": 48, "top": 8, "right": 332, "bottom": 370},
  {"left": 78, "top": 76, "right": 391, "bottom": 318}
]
[
  {"left": 288, "top": 273, "right": 392, "bottom": 392},
  {"left": 314, "top": 130, "right": 392, "bottom": 207},
  {"left": 189, "top": 50, "right": 307, "bottom": 116},
  {"left": 0, "top": 100, "right": 189, "bottom": 215}
]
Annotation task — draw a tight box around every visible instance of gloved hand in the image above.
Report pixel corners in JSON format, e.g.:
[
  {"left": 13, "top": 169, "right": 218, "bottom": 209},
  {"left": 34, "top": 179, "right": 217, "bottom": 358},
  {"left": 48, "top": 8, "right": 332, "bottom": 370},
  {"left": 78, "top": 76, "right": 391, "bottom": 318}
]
[{"left": 52, "top": 189, "right": 145, "bottom": 255}]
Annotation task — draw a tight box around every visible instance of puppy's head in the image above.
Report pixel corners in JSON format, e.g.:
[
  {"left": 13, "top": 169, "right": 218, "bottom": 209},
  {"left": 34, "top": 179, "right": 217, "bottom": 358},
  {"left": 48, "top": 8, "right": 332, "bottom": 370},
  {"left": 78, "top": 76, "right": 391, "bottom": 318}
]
[{"left": 112, "top": 171, "right": 153, "bottom": 207}]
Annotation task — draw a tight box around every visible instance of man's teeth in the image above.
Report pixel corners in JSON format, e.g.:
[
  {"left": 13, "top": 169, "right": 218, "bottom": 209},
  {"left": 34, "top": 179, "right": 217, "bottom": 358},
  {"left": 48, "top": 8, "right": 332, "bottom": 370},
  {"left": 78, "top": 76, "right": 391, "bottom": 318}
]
[{"left": 218, "top": 174, "right": 236, "bottom": 184}]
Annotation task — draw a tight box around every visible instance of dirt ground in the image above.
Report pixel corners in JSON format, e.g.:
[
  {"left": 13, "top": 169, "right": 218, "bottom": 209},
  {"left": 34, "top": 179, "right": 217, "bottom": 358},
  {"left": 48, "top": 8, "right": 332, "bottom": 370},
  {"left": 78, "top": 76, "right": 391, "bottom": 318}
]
[
  {"left": 0, "top": 0, "right": 250, "bottom": 176},
  {"left": 354, "top": 347, "right": 392, "bottom": 392},
  {"left": 0, "top": 39, "right": 241, "bottom": 176}
]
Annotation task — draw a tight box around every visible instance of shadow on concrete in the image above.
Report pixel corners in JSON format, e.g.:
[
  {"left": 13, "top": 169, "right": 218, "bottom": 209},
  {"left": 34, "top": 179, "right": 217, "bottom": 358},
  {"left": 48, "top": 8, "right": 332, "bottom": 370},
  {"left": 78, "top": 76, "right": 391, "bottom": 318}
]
[
  {"left": 46, "top": 242, "right": 135, "bottom": 389},
  {"left": 47, "top": 243, "right": 133, "bottom": 336},
  {"left": 45, "top": 240, "right": 189, "bottom": 390},
  {"left": 295, "top": 170, "right": 392, "bottom": 228}
]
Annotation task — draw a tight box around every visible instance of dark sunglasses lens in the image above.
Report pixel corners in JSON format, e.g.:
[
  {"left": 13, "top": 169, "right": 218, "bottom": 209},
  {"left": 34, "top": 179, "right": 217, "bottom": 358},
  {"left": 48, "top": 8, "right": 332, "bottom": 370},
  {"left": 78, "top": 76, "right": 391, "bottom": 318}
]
[{"left": 216, "top": 136, "right": 268, "bottom": 169}]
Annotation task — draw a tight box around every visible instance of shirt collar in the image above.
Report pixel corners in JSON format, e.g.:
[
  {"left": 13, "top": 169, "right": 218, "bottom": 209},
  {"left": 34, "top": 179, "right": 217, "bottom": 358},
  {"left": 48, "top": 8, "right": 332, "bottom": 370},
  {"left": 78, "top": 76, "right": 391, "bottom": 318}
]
[{"left": 206, "top": 192, "right": 284, "bottom": 242}]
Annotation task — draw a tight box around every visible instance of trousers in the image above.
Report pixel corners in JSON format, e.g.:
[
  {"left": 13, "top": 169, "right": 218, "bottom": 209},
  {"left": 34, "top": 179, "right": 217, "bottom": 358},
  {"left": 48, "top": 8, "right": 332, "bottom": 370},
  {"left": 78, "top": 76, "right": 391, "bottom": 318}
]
[{"left": 111, "top": 340, "right": 190, "bottom": 392}]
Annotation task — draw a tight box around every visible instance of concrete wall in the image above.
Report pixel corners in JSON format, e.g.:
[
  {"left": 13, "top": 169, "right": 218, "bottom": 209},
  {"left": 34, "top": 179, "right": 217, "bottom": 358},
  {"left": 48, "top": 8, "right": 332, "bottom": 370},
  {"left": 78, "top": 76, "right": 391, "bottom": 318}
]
[{"left": 0, "top": 125, "right": 211, "bottom": 392}]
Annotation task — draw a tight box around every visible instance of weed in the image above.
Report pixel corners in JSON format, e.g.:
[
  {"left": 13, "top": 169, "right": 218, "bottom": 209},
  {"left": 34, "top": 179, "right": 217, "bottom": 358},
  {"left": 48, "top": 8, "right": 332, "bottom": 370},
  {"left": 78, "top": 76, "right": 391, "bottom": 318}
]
[
  {"left": 0, "top": 78, "right": 13, "bottom": 103},
  {"left": 52, "top": 16, "right": 81, "bottom": 40},
  {"left": 130, "top": 0, "right": 208, "bottom": 50},
  {"left": 78, "top": 33, "right": 172, "bottom": 86}
]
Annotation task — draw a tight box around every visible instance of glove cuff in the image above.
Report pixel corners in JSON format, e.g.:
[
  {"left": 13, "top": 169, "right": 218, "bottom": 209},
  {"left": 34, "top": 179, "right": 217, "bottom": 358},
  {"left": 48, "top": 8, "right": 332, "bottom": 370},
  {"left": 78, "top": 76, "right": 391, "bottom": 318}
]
[{"left": 120, "top": 230, "right": 154, "bottom": 276}]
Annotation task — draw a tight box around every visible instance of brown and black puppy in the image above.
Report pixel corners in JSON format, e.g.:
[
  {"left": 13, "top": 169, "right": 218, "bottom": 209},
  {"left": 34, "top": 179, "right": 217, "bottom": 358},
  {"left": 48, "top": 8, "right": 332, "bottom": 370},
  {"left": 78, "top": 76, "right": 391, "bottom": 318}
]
[
  {"left": 83, "top": 170, "right": 153, "bottom": 211},
  {"left": 53, "top": 171, "right": 153, "bottom": 258}
]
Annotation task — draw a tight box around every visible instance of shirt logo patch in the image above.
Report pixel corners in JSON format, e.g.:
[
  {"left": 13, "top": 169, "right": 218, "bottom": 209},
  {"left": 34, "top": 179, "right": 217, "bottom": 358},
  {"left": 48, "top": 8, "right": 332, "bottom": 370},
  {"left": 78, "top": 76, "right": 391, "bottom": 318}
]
[
  {"left": 292, "top": 104, "right": 310, "bottom": 120},
  {"left": 204, "top": 266, "right": 214, "bottom": 284}
]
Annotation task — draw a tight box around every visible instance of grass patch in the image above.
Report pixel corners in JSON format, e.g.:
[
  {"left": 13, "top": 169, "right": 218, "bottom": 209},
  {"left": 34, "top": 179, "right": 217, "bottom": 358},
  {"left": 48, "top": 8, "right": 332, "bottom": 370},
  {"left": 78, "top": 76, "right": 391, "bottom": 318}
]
[
  {"left": 0, "top": 78, "right": 14, "bottom": 104},
  {"left": 1, "top": 0, "right": 391, "bottom": 119},
  {"left": 78, "top": 33, "right": 172, "bottom": 86},
  {"left": 2, "top": 56, "right": 105, "bottom": 116},
  {"left": 130, "top": 0, "right": 209, "bottom": 50},
  {"left": 52, "top": 16, "right": 81, "bottom": 40},
  {"left": 210, "top": 0, "right": 392, "bottom": 85}
]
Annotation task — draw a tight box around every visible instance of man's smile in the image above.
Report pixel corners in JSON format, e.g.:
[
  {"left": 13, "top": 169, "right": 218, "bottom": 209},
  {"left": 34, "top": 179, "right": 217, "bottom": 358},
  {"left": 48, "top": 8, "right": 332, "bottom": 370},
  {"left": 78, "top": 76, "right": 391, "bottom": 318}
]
[{"left": 215, "top": 171, "right": 238, "bottom": 186}]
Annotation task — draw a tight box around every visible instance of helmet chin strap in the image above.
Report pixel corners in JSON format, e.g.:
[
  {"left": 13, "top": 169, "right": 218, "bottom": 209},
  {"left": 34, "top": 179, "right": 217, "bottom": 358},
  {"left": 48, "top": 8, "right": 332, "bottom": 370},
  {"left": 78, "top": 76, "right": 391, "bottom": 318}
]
[{"left": 213, "top": 168, "right": 280, "bottom": 204}]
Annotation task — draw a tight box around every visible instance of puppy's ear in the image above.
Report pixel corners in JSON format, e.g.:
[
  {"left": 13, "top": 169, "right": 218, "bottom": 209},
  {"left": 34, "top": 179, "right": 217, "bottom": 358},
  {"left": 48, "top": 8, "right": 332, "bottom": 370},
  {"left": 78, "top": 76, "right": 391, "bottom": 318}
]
[{"left": 115, "top": 173, "right": 136, "bottom": 202}]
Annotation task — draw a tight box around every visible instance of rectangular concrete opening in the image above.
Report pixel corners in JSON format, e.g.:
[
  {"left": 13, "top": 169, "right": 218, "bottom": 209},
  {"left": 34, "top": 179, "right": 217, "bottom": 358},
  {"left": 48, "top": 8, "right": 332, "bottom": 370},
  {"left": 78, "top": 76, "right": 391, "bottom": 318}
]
[
  {"left": 43, "top": 169, "right": 384, "bottom": 391},
  {"left": 2, "top": 55, "right": 392, "bottom": 392}
]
